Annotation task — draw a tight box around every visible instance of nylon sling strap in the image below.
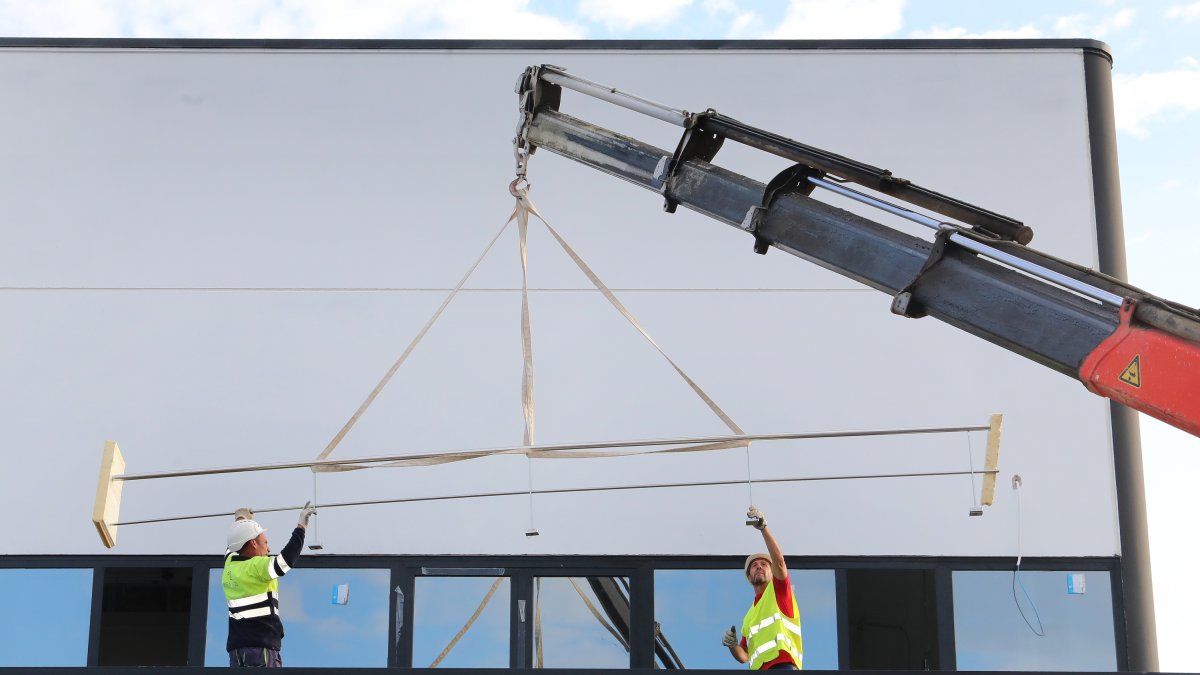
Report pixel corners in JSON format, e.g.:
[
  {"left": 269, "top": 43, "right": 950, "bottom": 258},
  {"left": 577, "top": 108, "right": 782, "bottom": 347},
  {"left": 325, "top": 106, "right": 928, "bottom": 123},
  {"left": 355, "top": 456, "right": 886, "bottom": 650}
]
[
  {"left": 316, "top": 187, "right": 747, "bottom": 471},
  {"left": 428, "top": 576, "right": 505, "bottom": 668},
  {"left": 312, "top": 212, "right": 516, "bottom": 469}
]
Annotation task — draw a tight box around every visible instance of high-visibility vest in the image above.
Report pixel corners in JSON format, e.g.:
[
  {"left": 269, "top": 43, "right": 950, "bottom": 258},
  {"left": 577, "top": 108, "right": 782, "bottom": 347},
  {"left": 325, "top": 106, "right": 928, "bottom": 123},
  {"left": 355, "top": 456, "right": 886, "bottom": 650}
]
[
  {"left": 741, "top": 578, "right": 803, "bottom": 670},
  {"left": 222, "top": 552, "right": 290, "bottom": 620}
]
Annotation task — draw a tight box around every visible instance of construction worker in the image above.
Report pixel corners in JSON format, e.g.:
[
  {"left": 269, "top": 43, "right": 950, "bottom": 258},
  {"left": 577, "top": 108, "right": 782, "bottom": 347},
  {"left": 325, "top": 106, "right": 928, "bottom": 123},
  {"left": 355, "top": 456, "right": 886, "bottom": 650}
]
[
  {"left": 722, "top": 506, "right": 803, "bottom": 670},
  {"left": 222, "top": 502, "right": 316, "bottom": 668}
]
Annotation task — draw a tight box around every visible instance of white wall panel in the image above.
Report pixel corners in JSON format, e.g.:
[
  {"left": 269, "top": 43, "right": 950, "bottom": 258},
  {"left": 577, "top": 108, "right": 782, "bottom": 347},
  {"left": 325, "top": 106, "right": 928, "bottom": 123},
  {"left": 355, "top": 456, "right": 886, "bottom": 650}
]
[{"left": 0, "top": 46, "right": 1117, "bottom": 556}]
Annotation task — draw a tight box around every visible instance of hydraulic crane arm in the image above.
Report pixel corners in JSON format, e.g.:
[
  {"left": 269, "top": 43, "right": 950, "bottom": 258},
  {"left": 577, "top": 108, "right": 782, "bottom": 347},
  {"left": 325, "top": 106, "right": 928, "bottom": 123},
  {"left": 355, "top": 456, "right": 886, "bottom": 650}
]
[{"left": 513, "top": 65, "right": 1200, "bottom": 439}]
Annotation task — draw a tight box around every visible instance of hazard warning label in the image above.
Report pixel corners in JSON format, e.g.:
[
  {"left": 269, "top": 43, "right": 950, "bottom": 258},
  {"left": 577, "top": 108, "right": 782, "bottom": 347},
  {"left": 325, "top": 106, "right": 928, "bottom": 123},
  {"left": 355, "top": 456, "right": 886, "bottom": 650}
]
[{"left": 1119, "top": 355, "right": 1141, "bottom": 388}]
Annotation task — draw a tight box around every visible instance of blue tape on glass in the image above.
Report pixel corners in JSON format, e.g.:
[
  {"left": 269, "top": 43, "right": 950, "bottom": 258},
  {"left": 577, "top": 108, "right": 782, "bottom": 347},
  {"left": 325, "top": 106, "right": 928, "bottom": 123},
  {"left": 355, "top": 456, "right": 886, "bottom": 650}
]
[{"left": 331, "top": 583, "right": 350, "bottom": 605}]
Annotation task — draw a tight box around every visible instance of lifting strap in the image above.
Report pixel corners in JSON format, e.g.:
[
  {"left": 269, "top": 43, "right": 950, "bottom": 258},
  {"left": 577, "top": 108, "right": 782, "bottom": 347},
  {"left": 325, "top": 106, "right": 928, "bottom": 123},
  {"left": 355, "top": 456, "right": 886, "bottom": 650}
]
[
  {"left": 314, "top": 187, "right": 748, "bottom": 472},
  {"left": 428, "top": 576, "right": 505, "bottom": 668}
]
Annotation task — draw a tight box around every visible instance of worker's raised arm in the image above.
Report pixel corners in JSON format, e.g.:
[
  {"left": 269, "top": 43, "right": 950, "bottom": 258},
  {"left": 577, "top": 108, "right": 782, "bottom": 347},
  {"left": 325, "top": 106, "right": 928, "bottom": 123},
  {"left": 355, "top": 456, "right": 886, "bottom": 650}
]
[{"left": 747, "top": 506, "right": 787, "bottom": 580}]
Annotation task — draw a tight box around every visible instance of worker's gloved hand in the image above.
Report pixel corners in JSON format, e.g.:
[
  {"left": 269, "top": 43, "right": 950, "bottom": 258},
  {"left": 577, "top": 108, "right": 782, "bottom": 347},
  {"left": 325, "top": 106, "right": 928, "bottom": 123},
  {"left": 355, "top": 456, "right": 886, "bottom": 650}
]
[
  {"left": 746, "top": 505, "right": 767, "bottom": 530},
  {"left": 722, "top": 626, "right": 738, "bottom": 648},
  {"left": 233, "top": 507, "right": 254, "bottom": 522},
  {"left": 298, "top": 501, "right": 317, "bottom": 528}
]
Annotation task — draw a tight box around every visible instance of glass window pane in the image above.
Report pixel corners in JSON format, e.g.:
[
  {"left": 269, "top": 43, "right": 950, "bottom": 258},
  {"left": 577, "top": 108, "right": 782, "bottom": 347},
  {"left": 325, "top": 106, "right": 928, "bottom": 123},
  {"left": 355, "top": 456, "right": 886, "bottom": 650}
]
[
  {"left": 534, "top": 576, "right": 630, "bottom": 669},
  {"left": 953, "top": 570, "right": 1117, "bottom": 671},
  {"left": 654, "top": 568, "right": 837, "bottom": 670},
  {"left": 0, "top": 569, "right": 92, "bottom": 666},
  {"left": 205, "top": 567, "right": 390, "bottom": 667},
  {"left": 414, "top": 576, "right": 510, "bottom": 668}
]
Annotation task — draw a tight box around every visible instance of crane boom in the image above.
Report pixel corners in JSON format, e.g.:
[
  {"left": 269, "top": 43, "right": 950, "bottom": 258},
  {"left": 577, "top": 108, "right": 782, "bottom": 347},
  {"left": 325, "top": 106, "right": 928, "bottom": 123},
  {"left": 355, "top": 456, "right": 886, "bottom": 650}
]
[{"left": 513, "top": 64, "right": 1200, "bottom": 439}]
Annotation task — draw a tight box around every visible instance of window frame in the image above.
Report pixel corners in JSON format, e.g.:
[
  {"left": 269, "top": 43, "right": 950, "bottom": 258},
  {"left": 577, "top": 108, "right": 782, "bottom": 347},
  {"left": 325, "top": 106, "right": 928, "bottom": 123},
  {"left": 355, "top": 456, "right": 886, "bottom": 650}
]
[{"left": 0, "top": 554, "right": 1125, "bottom": 671}]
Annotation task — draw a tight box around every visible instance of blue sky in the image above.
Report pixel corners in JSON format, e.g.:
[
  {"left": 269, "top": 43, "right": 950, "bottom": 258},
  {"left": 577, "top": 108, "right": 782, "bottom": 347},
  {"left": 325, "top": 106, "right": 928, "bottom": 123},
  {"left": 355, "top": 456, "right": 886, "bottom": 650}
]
[{"left": 1, "top": 0, "right": 1196, "bottom": 670}]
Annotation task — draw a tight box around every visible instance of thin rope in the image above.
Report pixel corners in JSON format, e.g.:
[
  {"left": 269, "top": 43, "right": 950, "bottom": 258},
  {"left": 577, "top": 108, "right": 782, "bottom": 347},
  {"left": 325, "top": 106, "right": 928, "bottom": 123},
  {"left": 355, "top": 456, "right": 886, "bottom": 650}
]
[
  {"left": 115, "top": 468, "right": 998, "bottom": 526},
  {"left": 966, "top": 431, "right": 979, "bottom": 509},
  {"left": 312, "top": 216, "right": 514, "bottom": 464},
  {"left": 745, "top": 444, "right": 755, "bottom": 505},
  {"left": 429, "top": 577, "right": 505, "bottom": 667},
  {"left": 309, "top": 472, "right": 323, "bottom": 549},
  {"left": 1012, "top": 482, "right": 1045, "bottom": 636}
]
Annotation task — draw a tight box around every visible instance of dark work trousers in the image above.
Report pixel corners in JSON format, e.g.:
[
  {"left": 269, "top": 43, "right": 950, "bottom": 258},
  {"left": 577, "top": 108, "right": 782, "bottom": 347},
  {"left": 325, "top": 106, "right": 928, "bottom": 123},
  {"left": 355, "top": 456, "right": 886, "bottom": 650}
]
[{"left": 228, "top": 647, "right": 282, "bottom": 668}]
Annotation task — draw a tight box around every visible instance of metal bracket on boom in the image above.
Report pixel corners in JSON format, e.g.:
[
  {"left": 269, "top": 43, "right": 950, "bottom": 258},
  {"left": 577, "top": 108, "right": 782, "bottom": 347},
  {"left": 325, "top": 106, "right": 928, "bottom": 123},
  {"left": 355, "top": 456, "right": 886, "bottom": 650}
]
[
  {"left": 891, "top": 226, "right": 958, "bottom": 318},
  {"left": 742, "top": 163, "right": 824, "bottom": 255},
  {"left": 513, "top": 64, "right": 564, "bottom": 181},
  {"left": 661, "top": 111, "right": 725, "bottom": 213}
]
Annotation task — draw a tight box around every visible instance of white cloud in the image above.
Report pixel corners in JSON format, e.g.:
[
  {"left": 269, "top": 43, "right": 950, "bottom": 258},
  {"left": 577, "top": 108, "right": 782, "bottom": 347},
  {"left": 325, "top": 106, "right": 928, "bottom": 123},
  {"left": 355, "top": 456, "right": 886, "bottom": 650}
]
[
  {"left": 1113, "top": 64, "right": 1200, "bottom": 138},
  {"left": 577, "top": 0, "right": 693, "bottom": 31},
  {"left": 908, "top": 24, "right": 1041, "bottom": 39},
  {"left": 725, "top": 10, "right": 764, "bottom": 38},
  {"left": 1166, "top": 2, "right": 1200, "bottom": 21},
  {"left": 766, "top": 0, "right": 905, "bottom": 39},
  {"left": 698, "top": 0, "right": 762, "bottom": 38},
  {"left": 0, "top": 0, "right": 585, "bottom": 39},
  {"left": 1052, "top": 7, "right": 1136, "bottom": 38}
]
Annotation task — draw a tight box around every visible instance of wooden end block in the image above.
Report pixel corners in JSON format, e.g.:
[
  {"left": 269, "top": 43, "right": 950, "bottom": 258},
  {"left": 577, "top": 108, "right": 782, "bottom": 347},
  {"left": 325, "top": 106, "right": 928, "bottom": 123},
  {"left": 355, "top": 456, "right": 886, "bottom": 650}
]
[
  {"left": 92, "top": 440, "right": 125, "bottom": 548},
  {"left": 979, "top": 414, "right": 1003, "bottom": 506}
]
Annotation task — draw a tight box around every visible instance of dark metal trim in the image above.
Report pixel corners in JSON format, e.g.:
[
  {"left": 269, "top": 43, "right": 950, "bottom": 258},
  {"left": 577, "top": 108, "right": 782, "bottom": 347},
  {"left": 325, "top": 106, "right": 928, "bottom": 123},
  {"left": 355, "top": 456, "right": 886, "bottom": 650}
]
[
  {"left": 835, "top": 569, "right": 850, "bottom": 669},
  {"left": 511, "top": 573, "right": 533, "bottom": 669},
  {"left": 85, "top": 566, "right": 104, "bottom": 667},
  {"left": 934, "top": 565, "right": 956, "bottom": 671},
  {"left": 0, "top": 37, "right": 1111, "bottom": 60},
  {"left": 629, "top": 564, "right": 655, "bottom": 668},
  {"left": 389, "top": 565, "right": 413, "bottom": 668},
  {"left": 186, "top": 563, "right": 209, "bottom": 666},
  {"left": 0, "top": 553, "right": 1124, "bottom": 570},
  {"left": 1110, "top": 558, "right": 1132, "bottom": 673},
  {"left": 1083, "top": 47, "right": 1158, "bottom": 672}
]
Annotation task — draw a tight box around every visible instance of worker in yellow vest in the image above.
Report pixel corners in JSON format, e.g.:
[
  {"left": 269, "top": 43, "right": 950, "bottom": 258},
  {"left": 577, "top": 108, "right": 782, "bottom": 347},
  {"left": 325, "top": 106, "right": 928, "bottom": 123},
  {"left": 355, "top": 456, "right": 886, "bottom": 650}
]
[
  {"left": 722, "top": 506, "right": 803, "bottom": 670},
  {"left": 222, "top": 503, "right": 316, "bottom": 668}
]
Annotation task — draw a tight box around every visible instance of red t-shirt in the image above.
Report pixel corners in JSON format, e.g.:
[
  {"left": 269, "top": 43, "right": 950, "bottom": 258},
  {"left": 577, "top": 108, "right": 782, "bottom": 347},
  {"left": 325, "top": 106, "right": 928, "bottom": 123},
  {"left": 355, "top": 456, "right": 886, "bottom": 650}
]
[{"left": 739, "top": 574, "right": 798, "bottom": 670}]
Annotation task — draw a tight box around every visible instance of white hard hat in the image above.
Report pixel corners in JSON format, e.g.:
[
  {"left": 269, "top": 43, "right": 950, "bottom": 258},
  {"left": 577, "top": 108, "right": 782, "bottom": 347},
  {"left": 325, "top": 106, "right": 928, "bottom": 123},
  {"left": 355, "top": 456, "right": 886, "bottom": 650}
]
[
  {"left": 744, "top": 553, "right": 771, "bottom": 577},
  {"left": 227, "top": 519, "right": 266, "bottom": 552}
]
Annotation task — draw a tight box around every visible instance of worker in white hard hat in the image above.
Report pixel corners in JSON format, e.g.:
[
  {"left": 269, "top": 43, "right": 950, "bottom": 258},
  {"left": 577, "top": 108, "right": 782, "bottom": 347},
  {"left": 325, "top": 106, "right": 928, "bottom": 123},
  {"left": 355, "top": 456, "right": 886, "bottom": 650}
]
[
  {"left": 722, "top": 506, "right": 803, "bottom": 670},
  {"left": 221, "top": 502, "right": 316, "bottom": 668}
]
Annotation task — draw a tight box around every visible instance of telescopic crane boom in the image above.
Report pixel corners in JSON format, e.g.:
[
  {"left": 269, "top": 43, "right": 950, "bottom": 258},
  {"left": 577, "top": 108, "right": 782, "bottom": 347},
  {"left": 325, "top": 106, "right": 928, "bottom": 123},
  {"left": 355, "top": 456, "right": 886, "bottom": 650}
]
[{"left": 513, "top": 65, "right": 1200, "bottom": 439}]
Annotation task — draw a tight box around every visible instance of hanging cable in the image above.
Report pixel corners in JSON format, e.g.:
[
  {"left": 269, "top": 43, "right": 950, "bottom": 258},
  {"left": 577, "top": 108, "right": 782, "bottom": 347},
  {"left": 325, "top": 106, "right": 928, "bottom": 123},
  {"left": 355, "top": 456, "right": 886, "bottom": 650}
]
[
  {"left": 744, "top": 442, "right": 756, "bottom": 506},
  {"left": 1011, "top": 476, "right": 1045, "bottom": 636},
  {"left": 307, "top": 471, "right": 324, "bottom": 551}
]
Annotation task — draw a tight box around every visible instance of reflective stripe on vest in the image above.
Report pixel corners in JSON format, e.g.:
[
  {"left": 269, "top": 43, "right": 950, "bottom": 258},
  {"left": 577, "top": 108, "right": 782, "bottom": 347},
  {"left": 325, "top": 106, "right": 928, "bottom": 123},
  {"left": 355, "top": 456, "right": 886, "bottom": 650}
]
[
  {"left": 742, "top": 581, "right": 803, "bottom": 670},
  {"left": 223, "top": 553, "right": 282, "bottom": 620}
]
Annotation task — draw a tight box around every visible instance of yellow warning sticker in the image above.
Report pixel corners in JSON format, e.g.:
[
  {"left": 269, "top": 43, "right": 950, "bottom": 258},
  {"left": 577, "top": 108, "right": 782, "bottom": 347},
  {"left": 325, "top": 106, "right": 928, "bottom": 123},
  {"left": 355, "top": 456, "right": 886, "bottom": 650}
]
[{"left": 1119, "top": 355, "right": 1141, "bottom": 388}]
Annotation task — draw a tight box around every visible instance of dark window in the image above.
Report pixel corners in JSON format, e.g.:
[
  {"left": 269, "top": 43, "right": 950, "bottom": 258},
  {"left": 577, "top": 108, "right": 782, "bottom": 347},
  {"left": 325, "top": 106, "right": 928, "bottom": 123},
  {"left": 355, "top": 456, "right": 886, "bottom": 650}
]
[
  {"left": 846, "top": 569, "right": 939, "bottom": 670},
  {"left": 98, "top": 567, "right": 193, "bottom": 666}
]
